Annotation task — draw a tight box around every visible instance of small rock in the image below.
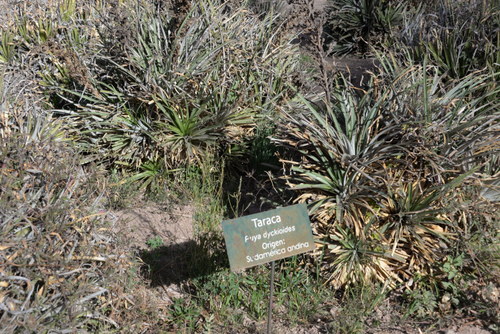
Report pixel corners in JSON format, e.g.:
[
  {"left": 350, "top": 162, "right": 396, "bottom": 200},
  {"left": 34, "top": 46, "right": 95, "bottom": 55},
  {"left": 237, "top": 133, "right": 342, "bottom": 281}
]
[{"left": 329, "top": 306, "right": 339, "bottom": 317}]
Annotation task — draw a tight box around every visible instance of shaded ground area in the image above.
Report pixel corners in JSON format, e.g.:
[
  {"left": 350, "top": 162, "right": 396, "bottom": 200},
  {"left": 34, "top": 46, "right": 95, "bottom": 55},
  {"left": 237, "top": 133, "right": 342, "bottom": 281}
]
[
  {"left": 109, "top": 203, "right": 196, "bottom": 304},
  {"left": 284, "top": 0, "right": 382, "bottom": 89}
]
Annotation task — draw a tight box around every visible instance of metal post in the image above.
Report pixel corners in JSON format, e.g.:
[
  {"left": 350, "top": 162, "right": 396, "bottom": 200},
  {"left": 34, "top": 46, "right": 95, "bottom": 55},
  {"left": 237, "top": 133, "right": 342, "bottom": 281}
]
[{"left": 266, "top": 261, "right": 275, "bottom": 334}]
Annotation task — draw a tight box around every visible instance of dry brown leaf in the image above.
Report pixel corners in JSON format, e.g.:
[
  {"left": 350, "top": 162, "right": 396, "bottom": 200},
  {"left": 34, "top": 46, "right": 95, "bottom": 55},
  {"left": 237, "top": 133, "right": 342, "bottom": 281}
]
[
  {"left": 7, "top": 251, "right": 19, "bottom": 262},
  {"left": 0, "top": 245, "right": 14, "bottom": 251},
  {"left": 47, "top": 276, "right": 64, "bottom": 286}
]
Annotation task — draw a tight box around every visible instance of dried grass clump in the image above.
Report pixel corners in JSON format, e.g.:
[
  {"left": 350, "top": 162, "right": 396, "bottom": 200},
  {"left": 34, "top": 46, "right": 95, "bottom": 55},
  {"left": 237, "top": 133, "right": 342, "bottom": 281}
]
[{"left": 0, "top": 70, "right": 162, "bottom": 333}]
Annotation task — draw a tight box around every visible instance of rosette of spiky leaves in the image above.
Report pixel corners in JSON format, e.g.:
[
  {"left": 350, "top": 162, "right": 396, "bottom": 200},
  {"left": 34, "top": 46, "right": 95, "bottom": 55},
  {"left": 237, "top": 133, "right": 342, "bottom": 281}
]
[
  {"left": 325, "top": 0, "right": 407, "bottom": 54},
  {"left": 376, "top": 54, "right": 500, "bottom": 179},
  {"left": 400, "top": 0, "right": 499, "bottom": 79},
  {"left": 44, "top": 0, "right": 298, "bottom": 187},
  {"left": 277, "top": 77, "right": 401, "bottom": 226},
  {"left": 319, "top": 211, "right": 404, "bottom": 288},
  {"left": 152, "top": 83, "right": 255, "bottom": 167},
  {"left": 376, "top": 167, "right": 479, "bottom": 278},
  {"left": 275, "top": 77, "right": 406, "bottom": 287},
  {"left": 276, "top": 63, "right": 498, "bottom": 287}
]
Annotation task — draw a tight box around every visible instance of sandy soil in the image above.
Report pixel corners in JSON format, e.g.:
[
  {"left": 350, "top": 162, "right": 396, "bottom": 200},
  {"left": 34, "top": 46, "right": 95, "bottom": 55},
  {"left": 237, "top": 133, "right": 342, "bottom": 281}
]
[
  {"left": 110, "top": 204, "right": 194, "bottom": 250},
  {"left": 108, "top": 202, "right": 196, "bottom": 306}
]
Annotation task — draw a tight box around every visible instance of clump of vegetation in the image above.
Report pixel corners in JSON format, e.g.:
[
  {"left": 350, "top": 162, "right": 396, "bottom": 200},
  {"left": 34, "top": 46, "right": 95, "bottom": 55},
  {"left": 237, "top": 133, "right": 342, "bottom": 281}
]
[
  {"left": 400, "top": 0, "right": 499, "bottom": 79},
  {"left": 325, "top": 0, "right": 408, "bottom": 55},
  {"left": 36, "top": 0, "right": 298, "bottom": 189},
  {"left": 1, "top": 0, "right": 498, "bottom": 332},
  {"left": 0, "top": 69, "right": 143, "bottom": 332},
  {"left": 275, "top": 60, "right": 499, "bottom": 289}
]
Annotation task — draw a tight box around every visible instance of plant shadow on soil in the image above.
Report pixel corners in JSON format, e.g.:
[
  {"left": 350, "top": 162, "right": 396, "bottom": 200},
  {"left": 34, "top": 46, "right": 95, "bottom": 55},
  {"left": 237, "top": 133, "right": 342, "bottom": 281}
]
[{"left": 139, "top": 236, "right": 229, "bottom": 287}]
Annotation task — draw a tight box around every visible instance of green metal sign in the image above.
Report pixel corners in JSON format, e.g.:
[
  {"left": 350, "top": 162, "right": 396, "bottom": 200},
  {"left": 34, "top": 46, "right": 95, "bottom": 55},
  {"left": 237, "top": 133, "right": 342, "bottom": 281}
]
[{"left": 222, "top": 204, "right": 315, "bottom": 271}]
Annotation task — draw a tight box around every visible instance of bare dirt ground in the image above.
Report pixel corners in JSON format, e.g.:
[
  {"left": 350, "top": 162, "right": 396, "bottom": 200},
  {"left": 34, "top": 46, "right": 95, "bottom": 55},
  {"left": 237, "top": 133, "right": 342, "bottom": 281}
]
[
  {"left": 108, "top": 202, "right": 195, "bottom": 304},
  {"left": 110, "top": 204, "right": 194, "bottom": 250}
]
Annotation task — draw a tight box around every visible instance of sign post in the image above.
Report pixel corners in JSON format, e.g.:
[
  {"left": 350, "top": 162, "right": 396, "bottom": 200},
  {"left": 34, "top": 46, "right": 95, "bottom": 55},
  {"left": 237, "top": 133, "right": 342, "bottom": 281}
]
[
  {"left": 221, "top": 204, "right": 315, "bottom": 333},
  {"left": 267, "top": 260, "right": 275, "bottom": 333}
]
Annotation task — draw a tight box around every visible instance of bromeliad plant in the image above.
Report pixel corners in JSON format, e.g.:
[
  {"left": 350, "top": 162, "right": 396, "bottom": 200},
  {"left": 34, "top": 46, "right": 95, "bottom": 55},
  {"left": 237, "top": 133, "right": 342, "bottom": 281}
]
[
  {"left": 325, "top": 0, "right": 407, "bottom": 55},
  {"left": 276, "top": 56, "right": 499, "bottom": 288},
  {"left": 276, "top": 77, "right": 404, "bottom": 287},
  {"left": 42, "top": 0, "right": 298, "bottom": 186},
  {"left": 399, "top": 0, "right": 499, "bottom": 79},
  {"left": 278, "top": 76, "right": 402, "bottom": 226},
  {"left": 376, "top": 167, "right": 481, "bottom": 279},
  {"left": 376, "top": 54, "right": 500, "bottom": 177}
]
